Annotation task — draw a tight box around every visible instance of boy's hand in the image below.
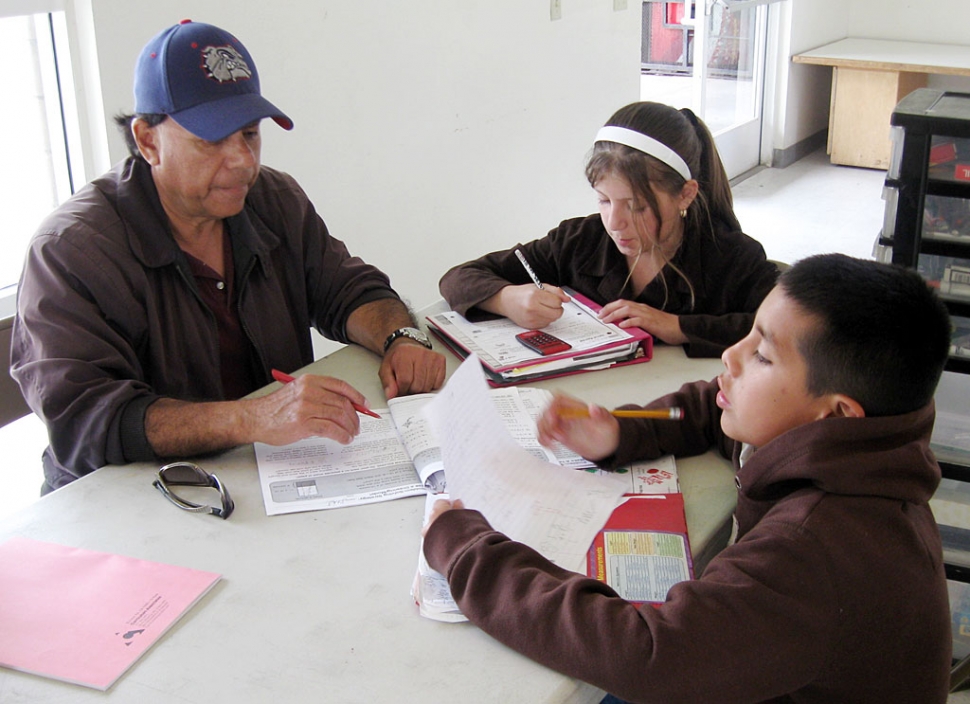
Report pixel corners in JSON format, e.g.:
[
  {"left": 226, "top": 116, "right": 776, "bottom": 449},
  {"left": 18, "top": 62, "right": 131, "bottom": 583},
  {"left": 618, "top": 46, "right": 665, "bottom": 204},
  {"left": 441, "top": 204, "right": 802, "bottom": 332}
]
[
  {"left": 422, "top": 498, "right": 465, "bottom": 536},
  {"left": 536, "top": 393, "right": 620, "bottom": 462}
]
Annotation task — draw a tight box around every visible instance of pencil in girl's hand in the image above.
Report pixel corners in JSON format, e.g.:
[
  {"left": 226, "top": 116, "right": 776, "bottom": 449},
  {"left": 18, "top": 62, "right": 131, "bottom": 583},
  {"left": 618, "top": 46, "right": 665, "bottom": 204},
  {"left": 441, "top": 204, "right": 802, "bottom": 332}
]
[
  {"left": 557, "top": 407, "right": 683, "bottom": 420},
  {"left": 514, "top": 249, "right": 544, "bottom": 290}
]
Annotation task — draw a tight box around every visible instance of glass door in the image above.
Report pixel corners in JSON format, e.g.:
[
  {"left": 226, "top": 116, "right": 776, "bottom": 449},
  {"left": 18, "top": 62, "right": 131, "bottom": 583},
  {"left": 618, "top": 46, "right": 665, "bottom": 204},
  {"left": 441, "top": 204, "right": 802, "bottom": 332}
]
[{"left": 641, "top": 0, "right": 768, "bottom": 179}]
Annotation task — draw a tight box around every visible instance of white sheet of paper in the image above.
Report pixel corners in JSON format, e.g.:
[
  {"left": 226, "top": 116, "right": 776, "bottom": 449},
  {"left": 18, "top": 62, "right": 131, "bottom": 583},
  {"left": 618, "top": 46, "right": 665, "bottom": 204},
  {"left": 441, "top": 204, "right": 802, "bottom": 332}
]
[{"left": 426, "top": 354, "right": 626, "bottom": 571}]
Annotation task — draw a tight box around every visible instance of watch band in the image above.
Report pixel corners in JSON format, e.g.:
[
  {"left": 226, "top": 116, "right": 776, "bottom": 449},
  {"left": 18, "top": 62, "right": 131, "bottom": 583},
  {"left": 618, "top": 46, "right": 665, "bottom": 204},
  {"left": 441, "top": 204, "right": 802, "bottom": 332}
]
[{"left": 382, "top": 327, "right": 432, "bottom": 354}]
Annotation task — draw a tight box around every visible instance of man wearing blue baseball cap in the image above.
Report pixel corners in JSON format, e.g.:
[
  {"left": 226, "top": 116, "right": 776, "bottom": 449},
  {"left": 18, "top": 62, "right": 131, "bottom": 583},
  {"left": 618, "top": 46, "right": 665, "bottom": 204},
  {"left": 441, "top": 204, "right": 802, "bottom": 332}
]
[{"left": 12, "top": 20, "right": 445, "bottom": 493}]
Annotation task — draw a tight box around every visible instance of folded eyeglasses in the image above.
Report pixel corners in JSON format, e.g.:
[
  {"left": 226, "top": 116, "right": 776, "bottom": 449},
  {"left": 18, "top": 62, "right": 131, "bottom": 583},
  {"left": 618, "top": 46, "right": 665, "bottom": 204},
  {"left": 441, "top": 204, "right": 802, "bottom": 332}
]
[{"left": 153, "top": 462, "right": 235, "bottom": 519}]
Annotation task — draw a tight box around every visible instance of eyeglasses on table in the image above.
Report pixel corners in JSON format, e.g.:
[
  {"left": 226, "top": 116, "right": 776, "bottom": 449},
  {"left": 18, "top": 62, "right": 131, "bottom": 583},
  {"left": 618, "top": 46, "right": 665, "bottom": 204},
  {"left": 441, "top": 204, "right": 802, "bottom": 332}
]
[{"left": 152, "top": 461, "right": 235, "bottom": 519}]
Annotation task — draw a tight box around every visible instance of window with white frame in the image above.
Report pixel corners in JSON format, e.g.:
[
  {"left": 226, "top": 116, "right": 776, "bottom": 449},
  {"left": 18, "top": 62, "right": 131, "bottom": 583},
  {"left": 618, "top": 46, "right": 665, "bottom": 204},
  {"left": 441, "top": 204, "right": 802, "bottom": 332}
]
[{"left": 0, "top": 9, "right": 83, "bottom": 292}]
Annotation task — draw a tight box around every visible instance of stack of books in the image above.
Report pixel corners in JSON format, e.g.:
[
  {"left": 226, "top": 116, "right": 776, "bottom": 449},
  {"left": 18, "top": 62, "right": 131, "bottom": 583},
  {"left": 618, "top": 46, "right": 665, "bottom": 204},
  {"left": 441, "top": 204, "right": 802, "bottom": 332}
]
[{"left": 426, "top": 289, "right": 653, "bottom": 386}]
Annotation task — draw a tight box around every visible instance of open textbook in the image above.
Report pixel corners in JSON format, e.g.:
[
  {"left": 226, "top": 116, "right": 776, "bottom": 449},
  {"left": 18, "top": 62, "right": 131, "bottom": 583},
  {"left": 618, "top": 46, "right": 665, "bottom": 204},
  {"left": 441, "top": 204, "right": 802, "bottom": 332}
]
[{"left": 254, "top": 385, "right": 606, "bottom": 516}]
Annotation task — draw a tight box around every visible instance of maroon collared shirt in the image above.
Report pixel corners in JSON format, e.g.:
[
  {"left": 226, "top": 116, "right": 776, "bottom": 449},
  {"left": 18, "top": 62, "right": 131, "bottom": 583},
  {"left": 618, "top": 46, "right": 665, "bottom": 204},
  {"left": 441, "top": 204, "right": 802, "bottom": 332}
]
[{"left": 183, "top": 232, "right": 259, "bottom": 400}]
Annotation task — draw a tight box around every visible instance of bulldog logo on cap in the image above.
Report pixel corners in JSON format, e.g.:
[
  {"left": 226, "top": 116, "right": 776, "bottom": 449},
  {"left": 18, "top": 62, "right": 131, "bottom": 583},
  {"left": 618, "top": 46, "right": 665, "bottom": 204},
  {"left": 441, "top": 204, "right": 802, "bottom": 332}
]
[
  {"left": 134, "top": 20, "right": 293, "bottom": 141},
  {"left": 202, "top": 45, "right": 252, "bottom": 83}
]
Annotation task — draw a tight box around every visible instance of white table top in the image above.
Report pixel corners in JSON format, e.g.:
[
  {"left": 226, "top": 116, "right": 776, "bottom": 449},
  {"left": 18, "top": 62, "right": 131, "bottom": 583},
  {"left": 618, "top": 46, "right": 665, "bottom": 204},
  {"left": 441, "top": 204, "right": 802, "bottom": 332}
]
[
  {"left": 0, "top": 311, "right": 733, "bottom": 703},
  {"left": 792, "top": 37, "right": 970, "bottom": 76}
]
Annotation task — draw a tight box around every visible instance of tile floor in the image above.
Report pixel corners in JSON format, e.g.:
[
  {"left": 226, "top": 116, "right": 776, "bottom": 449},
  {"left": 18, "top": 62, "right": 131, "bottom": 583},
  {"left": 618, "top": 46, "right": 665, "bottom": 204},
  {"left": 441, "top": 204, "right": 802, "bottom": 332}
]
[
  {"left": 3, "top": 148, "right": 968, "bottom": 698},
  {"left": 731, "top": 148, "right": 887, "bottom": 266}
]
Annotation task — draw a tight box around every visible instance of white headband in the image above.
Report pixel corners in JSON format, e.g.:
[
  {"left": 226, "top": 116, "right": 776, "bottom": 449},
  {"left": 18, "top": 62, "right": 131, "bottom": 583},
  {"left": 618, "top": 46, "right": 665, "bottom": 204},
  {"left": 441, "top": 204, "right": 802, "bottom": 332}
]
[{"left": 595, "top": 125, "right": 692, "bottom": 182}]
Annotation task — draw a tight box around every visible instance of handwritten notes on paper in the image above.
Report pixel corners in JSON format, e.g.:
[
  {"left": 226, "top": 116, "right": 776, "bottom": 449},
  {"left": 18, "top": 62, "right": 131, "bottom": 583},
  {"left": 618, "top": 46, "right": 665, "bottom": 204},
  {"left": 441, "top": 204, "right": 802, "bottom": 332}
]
[{"left": 425, "top": 354, "right": 626, "bottom": 572}]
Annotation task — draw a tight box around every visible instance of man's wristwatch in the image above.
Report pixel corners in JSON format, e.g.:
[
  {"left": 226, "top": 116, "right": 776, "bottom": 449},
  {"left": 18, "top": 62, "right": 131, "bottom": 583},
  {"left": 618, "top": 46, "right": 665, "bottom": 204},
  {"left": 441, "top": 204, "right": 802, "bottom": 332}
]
[{"left": 382, "top": 327, "right": 432, "bottom": 354}]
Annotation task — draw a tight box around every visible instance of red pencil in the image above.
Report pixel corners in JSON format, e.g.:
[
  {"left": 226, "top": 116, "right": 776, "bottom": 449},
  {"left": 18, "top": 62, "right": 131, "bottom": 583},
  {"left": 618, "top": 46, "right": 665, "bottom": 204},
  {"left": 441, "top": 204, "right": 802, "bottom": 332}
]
[{"left": 271, "top": 369, "right": 382, "bottom": 419}]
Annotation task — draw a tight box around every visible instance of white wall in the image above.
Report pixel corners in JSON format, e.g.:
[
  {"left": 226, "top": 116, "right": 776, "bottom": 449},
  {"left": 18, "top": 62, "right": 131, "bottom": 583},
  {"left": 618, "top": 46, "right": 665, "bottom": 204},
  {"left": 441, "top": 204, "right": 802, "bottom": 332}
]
[
  {"left": 83, "top": 0, "right": 641, "bottom": 316},
  {"left": 847, "top": 0, "right": 970, "bottom": 44}
]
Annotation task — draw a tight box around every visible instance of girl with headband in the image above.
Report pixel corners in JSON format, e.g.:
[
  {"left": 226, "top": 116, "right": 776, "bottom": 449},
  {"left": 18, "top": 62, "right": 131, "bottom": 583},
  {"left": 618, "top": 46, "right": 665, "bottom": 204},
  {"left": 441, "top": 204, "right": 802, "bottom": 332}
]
[{"left": 438, "top": 101, "right": 779, "bottom": 358}]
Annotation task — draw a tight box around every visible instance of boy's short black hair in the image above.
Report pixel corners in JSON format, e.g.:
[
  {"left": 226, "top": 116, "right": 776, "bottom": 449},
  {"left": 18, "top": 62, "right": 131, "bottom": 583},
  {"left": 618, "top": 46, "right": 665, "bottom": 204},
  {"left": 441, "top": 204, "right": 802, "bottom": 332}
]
[{"left": 779, "top": 253, "right": 951, "bottom": 417}]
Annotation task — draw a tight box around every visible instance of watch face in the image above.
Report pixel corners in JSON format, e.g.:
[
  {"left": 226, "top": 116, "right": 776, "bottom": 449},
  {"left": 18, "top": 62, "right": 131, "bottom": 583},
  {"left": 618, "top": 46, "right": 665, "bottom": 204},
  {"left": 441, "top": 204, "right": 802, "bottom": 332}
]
[
  {"left": 385, "top": 327, "right": 432, "bottom": 352},
  {"left": 405, "top": 328, "right": 430, "bottom": 345}
]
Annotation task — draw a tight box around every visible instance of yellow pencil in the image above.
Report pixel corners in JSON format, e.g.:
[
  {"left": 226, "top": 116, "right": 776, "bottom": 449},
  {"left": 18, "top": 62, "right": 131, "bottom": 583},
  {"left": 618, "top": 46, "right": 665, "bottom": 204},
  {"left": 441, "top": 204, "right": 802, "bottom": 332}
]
[{"left": 557, "top": 407, "right": 683, "bottom": 420}]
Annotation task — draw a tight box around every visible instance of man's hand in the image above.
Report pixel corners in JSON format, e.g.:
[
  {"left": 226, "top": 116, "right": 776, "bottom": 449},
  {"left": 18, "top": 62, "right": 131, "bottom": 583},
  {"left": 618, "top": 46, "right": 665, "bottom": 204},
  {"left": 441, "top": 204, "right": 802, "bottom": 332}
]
[
  {"left": 344, "top": 299, "right": 446, "bottom": 398},
  {"left": 144, "top": 373, "right": 369, "bottom": 458},
  {"left": 380, "top": 340, "right": 446, "bottom": 399},
  {"left": 422, "top": 498, "right": 465, "bottom": 536},
  {"left": 252, "top": 373, "right": 369, "bottom": 445},
  {"left": 485, "top": 284, "right": 572, "bottom": 330},
  {"left": 535, "top": 393, "right": 621, "bottom": 462}
]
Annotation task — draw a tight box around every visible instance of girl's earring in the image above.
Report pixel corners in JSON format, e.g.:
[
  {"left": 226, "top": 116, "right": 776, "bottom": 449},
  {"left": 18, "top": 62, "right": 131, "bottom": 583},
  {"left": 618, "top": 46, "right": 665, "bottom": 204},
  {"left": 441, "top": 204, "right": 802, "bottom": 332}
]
[{"left": 679, "top": 208, "right": 687, "bottom": 219}]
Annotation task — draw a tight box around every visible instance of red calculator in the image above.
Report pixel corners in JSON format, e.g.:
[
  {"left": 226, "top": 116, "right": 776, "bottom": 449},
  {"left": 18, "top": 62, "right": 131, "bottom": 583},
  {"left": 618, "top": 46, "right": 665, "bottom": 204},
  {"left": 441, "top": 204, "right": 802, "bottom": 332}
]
[{"left": 515, "top": 330, "right": 572, "bottom": 356}]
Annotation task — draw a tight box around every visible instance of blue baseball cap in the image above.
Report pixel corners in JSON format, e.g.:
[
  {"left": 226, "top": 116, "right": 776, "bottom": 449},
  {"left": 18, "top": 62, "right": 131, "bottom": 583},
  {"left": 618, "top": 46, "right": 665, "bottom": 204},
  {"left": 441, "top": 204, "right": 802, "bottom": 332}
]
[{"left": 133, "top": 19, "right": 293, "bottom": 142}]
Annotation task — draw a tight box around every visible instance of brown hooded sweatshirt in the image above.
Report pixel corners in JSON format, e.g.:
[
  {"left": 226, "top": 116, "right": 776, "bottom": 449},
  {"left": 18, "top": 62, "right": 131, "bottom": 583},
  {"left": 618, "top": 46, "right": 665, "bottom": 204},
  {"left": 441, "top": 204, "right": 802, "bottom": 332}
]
[{"left": 424, "top": 378, "right": 950, "bottom": 703}]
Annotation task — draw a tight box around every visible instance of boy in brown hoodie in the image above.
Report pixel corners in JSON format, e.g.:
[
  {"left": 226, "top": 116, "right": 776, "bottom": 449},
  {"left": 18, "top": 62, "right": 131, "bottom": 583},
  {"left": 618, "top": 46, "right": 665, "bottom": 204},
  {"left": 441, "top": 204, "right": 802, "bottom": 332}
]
[{"left": 423, "top": 253, "right": 953, "bottom": 703}]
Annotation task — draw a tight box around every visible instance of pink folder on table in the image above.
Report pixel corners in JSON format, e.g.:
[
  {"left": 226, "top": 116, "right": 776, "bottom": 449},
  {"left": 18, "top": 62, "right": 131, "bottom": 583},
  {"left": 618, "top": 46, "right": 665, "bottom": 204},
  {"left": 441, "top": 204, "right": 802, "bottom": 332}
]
[{"left": 0, "top": 536, "right": 221, "bottom": 690}]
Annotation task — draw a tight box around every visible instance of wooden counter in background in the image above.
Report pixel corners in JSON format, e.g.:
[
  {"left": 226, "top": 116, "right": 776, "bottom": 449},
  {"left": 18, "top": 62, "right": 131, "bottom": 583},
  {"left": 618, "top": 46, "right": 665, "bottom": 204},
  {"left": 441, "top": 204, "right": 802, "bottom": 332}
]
[{"left": 793, "top": 38, "right": 970, "bottom": 169}]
